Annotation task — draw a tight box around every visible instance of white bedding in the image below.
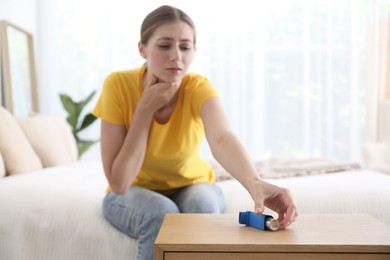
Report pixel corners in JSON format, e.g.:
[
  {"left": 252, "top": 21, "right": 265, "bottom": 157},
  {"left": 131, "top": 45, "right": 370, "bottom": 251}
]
[
  {"left": 218, "top": 169, "right": 390, "bottom": 226},
  {"left": 1, "top": 161, "right": 389, "bottom": 260},
  {"left": 0, "top": 162, "right": 136, "bottom": 260}
]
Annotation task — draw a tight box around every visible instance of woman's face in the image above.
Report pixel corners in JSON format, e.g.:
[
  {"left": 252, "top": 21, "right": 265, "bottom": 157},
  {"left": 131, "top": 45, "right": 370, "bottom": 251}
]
[{"left": 139, "top": 21, "right": 195, "bottom": 84}]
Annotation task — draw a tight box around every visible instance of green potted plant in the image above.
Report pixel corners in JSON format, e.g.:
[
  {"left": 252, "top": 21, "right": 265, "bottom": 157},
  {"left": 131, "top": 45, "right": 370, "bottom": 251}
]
[{"left": 59, "top": 90, "right": 99, "bottom": 158}]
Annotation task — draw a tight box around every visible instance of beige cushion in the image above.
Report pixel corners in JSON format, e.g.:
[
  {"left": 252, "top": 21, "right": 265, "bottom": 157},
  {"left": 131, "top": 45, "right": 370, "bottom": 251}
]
[
  {"left": 0, "top": 107, "right": 43, "bottom": 175},
  {"left": 362, "top": 142, "right": 390, "bottom": 165},
  {"left": 366, "top": 163, "right": 390, "bottom": 175},
  {"left": 17, "top": 114, "right": 78, "bottom": 167},
  {"left": 378, "top": 100, "right": 390, "bottom": 146},
  {"left": 0, "top": 152, "right": 5, "bottom": 178}
]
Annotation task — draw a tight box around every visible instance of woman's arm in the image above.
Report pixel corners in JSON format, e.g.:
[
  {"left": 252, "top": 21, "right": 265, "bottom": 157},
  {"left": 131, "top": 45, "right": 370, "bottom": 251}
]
[
  {"left": 101, "top": 74, "right": 179, "bottom": 195},
  {"left": 201, "top": 97, "right": 298, "bottom": 228},
  {"left": 100, "top": 107, "right": 154, "bottom": 195}
]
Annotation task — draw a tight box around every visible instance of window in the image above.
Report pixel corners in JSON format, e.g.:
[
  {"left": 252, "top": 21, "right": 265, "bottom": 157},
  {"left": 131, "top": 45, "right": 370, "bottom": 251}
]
[{"left": 37, "top": 0, "right": 389, "bottom": 162}]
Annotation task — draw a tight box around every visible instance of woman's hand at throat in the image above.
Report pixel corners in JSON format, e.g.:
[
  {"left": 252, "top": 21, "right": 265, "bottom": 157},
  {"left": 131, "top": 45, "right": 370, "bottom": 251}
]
[{"left": 139, "top": 72, "right": 180, "bottom": 114}]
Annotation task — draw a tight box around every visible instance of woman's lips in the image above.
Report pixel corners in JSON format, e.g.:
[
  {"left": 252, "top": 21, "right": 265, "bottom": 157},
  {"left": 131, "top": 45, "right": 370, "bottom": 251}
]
[{"left": 166, "top": 68, "right": 182, "bottom": 74}]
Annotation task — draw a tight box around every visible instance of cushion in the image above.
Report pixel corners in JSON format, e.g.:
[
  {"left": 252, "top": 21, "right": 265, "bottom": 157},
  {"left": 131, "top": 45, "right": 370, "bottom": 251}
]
[
  {"left": 0, "top": 107, "right": 43, "bottom": 175},
  {"left": 17, "top": 114, "right": 78, "bottom": 167},
  {"left": 378, "top": 100, "right": 390, "bottom": 146},
  {"left": 362, "top": 142, "right": 390, "bottom": 165},
  {"left": 0, "top": 152, "right": 5, "bottom": 178},
  {"left": 366, "top": 163, "right": 390, "bottom": 175}
]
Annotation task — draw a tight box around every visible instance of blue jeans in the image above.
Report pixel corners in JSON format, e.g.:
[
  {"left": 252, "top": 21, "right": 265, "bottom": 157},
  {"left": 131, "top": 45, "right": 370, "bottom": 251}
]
[{"left": 102, "top": 183, "right": 225, "bottom": 260}]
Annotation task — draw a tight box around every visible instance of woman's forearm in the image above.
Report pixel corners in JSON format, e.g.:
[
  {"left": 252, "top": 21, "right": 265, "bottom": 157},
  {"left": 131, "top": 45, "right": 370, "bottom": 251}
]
[
  {"left": 210, "top": 131, "right": 264, "bottom": 195},
  {"left": 109, "top": 107, "right": 154, "bottom": 194}
]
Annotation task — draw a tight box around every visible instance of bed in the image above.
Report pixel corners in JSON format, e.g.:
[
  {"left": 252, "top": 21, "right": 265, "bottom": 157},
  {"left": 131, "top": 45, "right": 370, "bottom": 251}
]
[
  {"left": 0, "top": 160, "right": 390, "bottom": 260},
  {"left": 1, "top": 107, "right": 390, "bottom": 260}
]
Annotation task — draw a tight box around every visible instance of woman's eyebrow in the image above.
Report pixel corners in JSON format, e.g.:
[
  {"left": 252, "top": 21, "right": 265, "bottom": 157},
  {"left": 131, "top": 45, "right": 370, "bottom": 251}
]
[{"left": 157, "top": 37, "right": 193, "bottom": 42}]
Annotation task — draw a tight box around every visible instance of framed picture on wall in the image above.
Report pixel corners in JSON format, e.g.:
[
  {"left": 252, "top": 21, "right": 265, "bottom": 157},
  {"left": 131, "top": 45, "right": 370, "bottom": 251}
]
[{"left": 0, "top": 20, "right": 39, "bottom": 116}]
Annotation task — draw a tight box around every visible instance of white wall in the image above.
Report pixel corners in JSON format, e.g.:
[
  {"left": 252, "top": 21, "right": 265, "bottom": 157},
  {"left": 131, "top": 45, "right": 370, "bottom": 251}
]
[{"left": 0, "top": 0, "right": 37, "bottom": 35}]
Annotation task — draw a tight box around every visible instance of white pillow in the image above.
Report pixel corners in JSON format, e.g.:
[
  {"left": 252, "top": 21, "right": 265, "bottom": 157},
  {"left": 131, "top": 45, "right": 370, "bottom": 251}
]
[
  {"left": 17, "top": 114, "right": 78, "bottom": 167},
  {"left": 366, "top": 163, "right": 390, "bottom": 175},
  {"left": 0, "top": 152, "right": 5, "bottom": 178},
  {"left": 378, "top": 100, "right": 390, "bottom": 146},
  {"left": 362, "top": 142, "right": 390, "bottom": 165},
  {"left": 0, "top": 107, "right": 43, "bottom": 175}
]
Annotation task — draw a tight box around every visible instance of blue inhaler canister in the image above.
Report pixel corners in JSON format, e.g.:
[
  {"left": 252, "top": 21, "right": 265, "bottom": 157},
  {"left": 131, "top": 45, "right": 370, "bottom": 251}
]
[{"left": 239, "top": 211, "right": 280, "bottom": 231}]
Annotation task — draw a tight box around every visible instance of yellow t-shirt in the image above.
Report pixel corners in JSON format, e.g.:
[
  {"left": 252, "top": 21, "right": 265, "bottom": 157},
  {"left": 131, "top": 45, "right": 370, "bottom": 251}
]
[{"left": 93, "top": 66, "right": 219, "bottom": 192}]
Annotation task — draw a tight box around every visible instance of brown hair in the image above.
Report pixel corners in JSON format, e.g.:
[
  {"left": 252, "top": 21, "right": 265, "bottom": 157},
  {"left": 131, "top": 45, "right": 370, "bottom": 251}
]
[{"left": 140, "top": 5, "right": 196, "bottom": 46}]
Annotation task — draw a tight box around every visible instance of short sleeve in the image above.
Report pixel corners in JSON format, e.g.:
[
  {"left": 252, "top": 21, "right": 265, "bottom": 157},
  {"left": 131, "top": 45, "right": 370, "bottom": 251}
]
[
  {"left": 92, "top": 73, "right": 126, "bottom": 125},
  {"left": 190, "top": 76, "right": 219, "bottom": 117}
]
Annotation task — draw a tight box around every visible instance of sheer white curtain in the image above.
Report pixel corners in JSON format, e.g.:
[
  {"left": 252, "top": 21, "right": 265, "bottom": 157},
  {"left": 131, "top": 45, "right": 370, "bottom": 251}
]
[{"left": 36, "top": 0, "right": 389, "bottom": 162}]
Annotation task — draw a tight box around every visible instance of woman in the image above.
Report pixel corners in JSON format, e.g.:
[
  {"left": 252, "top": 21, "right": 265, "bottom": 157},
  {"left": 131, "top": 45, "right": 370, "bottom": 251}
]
[{"left": 93, "top": 5, "right": 298, "bottom": 260}]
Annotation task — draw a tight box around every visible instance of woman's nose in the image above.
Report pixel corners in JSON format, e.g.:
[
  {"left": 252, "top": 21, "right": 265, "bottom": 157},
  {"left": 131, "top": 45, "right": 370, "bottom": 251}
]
[{"left": 170, "top": 46, "right": 181, "bottom": 61}]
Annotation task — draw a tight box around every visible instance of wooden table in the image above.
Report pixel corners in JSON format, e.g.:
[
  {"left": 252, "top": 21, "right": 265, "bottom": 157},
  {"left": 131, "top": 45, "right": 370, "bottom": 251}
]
[{"left": 155, "top": 213, "right": 390, "bottom": 260}]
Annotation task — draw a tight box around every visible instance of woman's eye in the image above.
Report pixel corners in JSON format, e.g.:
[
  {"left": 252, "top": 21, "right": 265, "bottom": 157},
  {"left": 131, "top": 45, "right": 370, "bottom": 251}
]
[
  {"left": 157, "top": 44, "right": 192, "bottom": 51},
  {"left": 180, "top": 45, "right": 193, "bottom": 51}
]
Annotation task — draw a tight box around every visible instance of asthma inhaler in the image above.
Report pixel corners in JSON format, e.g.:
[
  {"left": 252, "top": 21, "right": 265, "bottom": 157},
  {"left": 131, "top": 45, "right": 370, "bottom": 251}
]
[{"left": 239, "top": 211, "right": 280, "bottom": 231}]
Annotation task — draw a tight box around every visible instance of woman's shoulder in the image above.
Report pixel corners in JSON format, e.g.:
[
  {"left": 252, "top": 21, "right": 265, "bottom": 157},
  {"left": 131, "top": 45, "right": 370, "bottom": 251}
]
[{"left": 184, "top": 71, "right": 211, "bottom": 87}]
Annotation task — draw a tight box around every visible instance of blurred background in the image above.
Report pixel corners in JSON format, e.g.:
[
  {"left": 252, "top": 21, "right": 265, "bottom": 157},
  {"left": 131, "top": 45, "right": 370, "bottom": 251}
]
[{"left": 1, "top": 0, "right": 389, "bottom": 163}]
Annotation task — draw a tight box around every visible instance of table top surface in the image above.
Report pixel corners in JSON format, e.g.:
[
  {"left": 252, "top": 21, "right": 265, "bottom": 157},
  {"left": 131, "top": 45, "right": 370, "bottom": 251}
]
[{"left": 155, "top": 213, "right": 390, "bottom": 253}]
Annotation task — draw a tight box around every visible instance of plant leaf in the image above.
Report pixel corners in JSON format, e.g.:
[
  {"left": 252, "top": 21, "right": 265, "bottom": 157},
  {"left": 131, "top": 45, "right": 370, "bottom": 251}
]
[
  {"left": 59, "top": 94, "right": 77, "bottom": 115},
  {"left": 78, "top": 139, "right": 99, "bottom": 158},
  {"left": 78, "top": 90, "right": 96, "bottom": 110},
  {"left": 66, "top": 115, "right": 78, "bottom": 131},
  {"left": 60, "top": 94, "right": 79, "bottom": 130},
  {"left": 78, "top": 113, "right": 98, "bottom": 132},
  {"left": 60, "top": 90, "right": 99, "bottom": 158},
  {"left": 74, "top": 102, "right": 83, "bottom": 121},
  {"left": 75, "top": 91, "right": 96, "bottom": 128}
]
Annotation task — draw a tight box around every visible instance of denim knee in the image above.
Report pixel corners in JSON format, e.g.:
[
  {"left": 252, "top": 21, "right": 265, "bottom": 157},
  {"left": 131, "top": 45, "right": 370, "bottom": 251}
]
[
  {"left": 138, "top": 193, "right": 180, "bottom": 229},
  {"left": 171, "top": 183, "right": 225, "bottom": 213},
  {"left": 102, "top": 189, "right": 179, "bottom": 239}
]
